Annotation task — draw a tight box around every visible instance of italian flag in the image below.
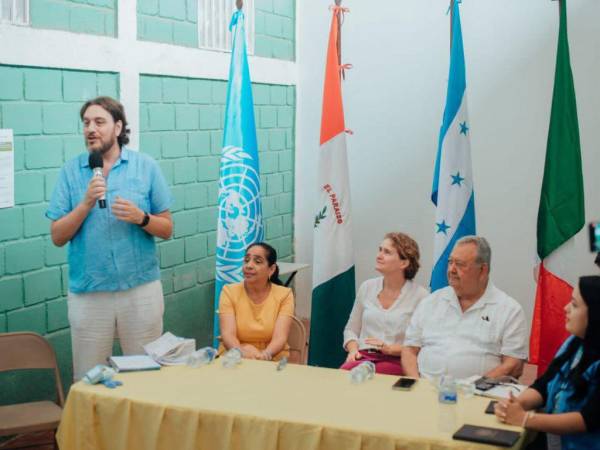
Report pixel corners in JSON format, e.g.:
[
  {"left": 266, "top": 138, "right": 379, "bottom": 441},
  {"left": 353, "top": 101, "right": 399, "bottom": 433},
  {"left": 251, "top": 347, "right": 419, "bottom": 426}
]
[
  {"left": 530, "top": 0, "right": 585, "bottom": 375},
  {"left": 308, "top": 5, "right": 356, "bottom": 368}
]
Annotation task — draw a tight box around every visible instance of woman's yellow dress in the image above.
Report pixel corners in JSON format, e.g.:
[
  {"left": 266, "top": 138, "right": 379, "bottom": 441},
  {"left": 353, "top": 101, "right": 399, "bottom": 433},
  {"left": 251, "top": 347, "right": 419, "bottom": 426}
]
[{"left": 218, "top": 282, "right": 295, "bottom": 360}]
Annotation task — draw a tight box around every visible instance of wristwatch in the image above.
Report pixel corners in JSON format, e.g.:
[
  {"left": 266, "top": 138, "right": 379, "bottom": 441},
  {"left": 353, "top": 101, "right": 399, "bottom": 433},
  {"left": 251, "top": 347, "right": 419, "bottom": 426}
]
[{"left": 138, "top": 212, "right": 150, "bottom": 227}]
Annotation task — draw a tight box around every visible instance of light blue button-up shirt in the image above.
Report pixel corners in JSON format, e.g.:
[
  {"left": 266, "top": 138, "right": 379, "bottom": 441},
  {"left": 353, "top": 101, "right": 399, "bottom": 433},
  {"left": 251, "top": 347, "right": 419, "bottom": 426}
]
[{"left": 47, "top": 148, "right": 172, "bottom": 293}]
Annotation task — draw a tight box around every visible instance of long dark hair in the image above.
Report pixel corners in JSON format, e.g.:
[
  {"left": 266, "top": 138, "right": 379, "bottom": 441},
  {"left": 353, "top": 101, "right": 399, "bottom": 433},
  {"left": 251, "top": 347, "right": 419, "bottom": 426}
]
[
  {"left": 542, "top": 276, "right": 600, "bottom": 399},
  {"left": 246, "top": 242, "right": 283, "bottom": 286},
  {"left": 80, "top": 96, "right": 130, "bottom": 148}
]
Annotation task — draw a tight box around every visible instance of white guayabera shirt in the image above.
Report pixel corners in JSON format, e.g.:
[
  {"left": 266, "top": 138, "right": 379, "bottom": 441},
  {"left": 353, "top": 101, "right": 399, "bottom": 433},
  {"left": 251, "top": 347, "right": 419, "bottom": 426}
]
[{"left": 404, "top": 282, "right": 529, "bottom": 379}]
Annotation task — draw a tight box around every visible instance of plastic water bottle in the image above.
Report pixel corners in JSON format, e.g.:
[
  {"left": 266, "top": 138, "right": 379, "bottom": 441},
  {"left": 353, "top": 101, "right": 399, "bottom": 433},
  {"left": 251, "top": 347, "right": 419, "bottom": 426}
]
[
  {"left": 438, "top": 401, "right": 457, "bottom": 433},
  {"left": 456, "top": 379, "right": 476, "bottom": 398},
  {"left": 276, "top": 356, "right": 288, "bottom": 371},
  {"left": 349, "top": 361, "right": 376, "bottom": 384},
  {"left": 221, "top": 347, "right": 242, "bottom": 368},
  {"left": 438, "top": 374, "right": 458, "bottom": 433},
  {"left": 187, "top": 347, "right": 217, "bottom": 368},
  {"left": 438, "top": 374, "right": 458, "bottom": 404},
  {"left": 427, "top": 358, "right": 446, "bottom": 390},
  {"left": 82, "top": 365, "right": 117, "bottom": 385}
]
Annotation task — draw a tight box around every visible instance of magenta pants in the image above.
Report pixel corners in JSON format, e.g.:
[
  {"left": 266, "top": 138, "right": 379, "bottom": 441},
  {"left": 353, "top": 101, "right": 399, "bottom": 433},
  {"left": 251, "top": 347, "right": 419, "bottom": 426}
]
[{"left": 340, "top": 349, "right": 403, "bottom": 375}]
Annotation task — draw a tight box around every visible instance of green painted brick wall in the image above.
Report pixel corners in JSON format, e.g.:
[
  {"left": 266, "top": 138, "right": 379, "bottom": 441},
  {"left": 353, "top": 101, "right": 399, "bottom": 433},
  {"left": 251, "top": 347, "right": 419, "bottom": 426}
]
[
  {"left": 137, "top": 0, "right": 198, "bottom": 47},
  {"left": 254, "top": 0, "right": 295, "bottom": 61},
  {"left": 30, "top": 0, "right": 117, "bottom": 37},
  {"left": 138, "top": 0, "right": 295, "bottom": 61},
  {"left": 0, "top": 67, "right": 296, "bottom": 405},
  {"left": 0, "top": 65, "right": 119, "bottom": 403},
  {"left": 140, "top": 74, "right": 295, "bottom": 348}
]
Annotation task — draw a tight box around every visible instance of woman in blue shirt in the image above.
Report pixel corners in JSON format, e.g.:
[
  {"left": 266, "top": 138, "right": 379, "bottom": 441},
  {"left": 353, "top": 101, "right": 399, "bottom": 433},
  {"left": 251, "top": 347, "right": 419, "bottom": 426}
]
[{"left": 495, "top": 276, "right": 600, "bottom": 449}]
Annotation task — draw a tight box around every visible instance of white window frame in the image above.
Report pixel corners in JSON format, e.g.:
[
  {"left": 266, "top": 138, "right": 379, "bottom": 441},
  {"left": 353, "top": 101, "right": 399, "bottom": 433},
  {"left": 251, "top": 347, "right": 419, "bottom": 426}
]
[
  {"left": 198, "top": 0, "right": 255, "bottom": 54},
  {"left": 0, "top": 0, "right": 29, "bottom": 26}
]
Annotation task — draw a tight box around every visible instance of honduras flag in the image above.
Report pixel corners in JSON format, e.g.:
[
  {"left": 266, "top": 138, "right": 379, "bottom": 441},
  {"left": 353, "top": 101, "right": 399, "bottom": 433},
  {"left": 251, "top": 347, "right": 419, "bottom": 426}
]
[
  {"left": 213, "top": 9, "right": 263, "bottom": 344},
  {"left": 431, "top": 1, "right": 476, "bottom": 291}
]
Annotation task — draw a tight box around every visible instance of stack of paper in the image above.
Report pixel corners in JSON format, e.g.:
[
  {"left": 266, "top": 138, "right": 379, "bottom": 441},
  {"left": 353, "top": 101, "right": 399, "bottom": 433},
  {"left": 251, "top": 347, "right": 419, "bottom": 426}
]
[
  {"left": 108, "top": 355, "right": 161, "bottom": 372},
  {"left": 143, "top": 332, "right": 196, "bottom": 366}
]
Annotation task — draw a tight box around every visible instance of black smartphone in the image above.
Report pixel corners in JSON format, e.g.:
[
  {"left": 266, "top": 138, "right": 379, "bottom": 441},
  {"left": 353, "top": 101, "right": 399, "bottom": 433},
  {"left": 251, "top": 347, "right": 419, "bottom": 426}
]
[
  {"left": 485, "top": 400, "right": 498, "bottom": 414},
  {"left": 392, "top": 377, "right": 417, "bottom": 391},
  {"left": 474, "top": 377, "right": 495, "bottom": 391}
]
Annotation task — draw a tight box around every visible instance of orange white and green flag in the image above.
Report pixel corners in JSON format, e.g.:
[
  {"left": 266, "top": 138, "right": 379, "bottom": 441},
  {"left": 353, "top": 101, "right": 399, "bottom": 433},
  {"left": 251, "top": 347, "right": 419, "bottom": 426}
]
[
  {"left": 530, "top": 0, "right": 585, "bottom": 375},
  {"left": 308, "top": 5, "right": 355, "bottom": 368}
]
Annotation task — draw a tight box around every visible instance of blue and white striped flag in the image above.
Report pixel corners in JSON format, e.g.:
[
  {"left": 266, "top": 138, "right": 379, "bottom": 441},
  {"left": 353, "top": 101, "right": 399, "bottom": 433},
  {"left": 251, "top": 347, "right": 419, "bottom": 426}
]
[
  {"left": 213, "top": 9, "right": 263, "bottom": 344},
  {"left": 431, "top": 1, "right": 476, "bottom": 291}
]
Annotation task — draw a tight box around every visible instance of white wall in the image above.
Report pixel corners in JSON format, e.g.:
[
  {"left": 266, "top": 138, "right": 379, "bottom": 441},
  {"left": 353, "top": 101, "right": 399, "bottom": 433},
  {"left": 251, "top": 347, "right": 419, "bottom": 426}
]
[{"left": 294, "top": 0, "right": 600, "bottom": 325}]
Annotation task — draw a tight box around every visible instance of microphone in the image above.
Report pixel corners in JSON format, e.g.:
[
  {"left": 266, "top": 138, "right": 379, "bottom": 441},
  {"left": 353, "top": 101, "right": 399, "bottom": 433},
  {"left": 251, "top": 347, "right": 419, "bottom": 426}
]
[{"left": 88, "top": 152, "right": 106, "bottom": 209}]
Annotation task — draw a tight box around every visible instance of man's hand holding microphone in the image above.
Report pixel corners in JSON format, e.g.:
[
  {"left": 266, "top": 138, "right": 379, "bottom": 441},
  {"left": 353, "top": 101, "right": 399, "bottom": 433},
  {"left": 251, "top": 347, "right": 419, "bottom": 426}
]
[
  {"left": 83, "top": 176, "right": 107, "bottom": 210},
  {"left": 86, "top": 152, "right": 146, "bottom": 226},
  {"left": 85, "top": 152, "right": 107, "bottom": 210}
]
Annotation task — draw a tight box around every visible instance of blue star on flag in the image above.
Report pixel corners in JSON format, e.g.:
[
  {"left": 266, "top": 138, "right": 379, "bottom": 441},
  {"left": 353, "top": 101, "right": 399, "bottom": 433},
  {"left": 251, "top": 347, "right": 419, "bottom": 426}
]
[
  {"left": 436, "top": 220, "right": 451, "bottom": 235},
  {"left": 459, "top": 121, "right": 469, "bottom": 135},
  {"left": 451, "top": 172, "right": 465, "bottom": 186}
]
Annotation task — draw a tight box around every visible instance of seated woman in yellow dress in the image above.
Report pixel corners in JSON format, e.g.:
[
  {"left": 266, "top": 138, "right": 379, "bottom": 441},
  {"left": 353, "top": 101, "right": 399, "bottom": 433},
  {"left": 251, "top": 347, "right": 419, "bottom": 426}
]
[{"left": 219, "top": 242, "right": 294, "bottom": 361}]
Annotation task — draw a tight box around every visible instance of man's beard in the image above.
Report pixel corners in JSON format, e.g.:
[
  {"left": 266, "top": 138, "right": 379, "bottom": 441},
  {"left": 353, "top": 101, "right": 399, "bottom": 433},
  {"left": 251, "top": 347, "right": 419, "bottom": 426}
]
[{"left": 87, "top": 135, "right": 117, "bottom": 154}]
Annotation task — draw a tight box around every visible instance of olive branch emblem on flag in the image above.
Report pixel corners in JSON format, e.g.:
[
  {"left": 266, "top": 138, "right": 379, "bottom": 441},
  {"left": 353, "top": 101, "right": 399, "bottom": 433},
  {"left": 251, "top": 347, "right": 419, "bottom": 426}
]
[{"left": 314, "top": 205, "right": 327, "bottom": 228}]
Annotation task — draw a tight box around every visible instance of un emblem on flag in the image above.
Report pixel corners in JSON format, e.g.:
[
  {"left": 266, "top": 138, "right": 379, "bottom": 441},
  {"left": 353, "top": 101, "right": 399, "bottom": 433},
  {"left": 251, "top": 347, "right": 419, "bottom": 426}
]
[{"left": 216, "top": 146, "right": 263, "bottom": 284}]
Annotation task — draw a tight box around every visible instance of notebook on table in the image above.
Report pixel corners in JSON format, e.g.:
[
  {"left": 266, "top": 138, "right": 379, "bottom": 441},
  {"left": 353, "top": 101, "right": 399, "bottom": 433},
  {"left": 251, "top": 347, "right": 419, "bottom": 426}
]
[
  {"left": 453, "top": 424, "right": 521, "bottom": 447},
  {"left": 108, "top": 355, "right": 161, "bottom": 372}
]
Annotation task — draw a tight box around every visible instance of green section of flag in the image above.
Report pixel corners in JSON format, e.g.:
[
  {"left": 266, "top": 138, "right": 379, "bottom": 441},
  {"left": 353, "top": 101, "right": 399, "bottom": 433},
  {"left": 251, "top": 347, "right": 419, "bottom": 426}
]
[
  {"left": 537, "top": 0, "right": 584, "bottom": 259},
  {"left": 308, "top": 266, "right": 356, "bottom": 368}
]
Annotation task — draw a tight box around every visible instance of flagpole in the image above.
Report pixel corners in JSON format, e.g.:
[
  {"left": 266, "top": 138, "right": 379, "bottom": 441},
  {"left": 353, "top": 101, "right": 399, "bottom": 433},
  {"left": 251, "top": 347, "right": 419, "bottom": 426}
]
[
  {"left": 449, "top": 0, "right": 458, "bottom": 50},
  {"left": 335, "top": 0, "right": 342, "bottom": 69},
  {"left": 450, "top": 0, "right": 454, "bottom": 46},
  {"left": 558, "top": 0, "right": 562, "bottom": 19}
]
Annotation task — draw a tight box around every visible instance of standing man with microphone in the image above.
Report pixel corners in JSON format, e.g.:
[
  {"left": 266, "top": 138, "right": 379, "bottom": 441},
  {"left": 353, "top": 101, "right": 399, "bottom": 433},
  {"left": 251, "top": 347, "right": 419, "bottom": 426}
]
[{"left": 47, "top": 97, "right": 173, "bottom": 380}]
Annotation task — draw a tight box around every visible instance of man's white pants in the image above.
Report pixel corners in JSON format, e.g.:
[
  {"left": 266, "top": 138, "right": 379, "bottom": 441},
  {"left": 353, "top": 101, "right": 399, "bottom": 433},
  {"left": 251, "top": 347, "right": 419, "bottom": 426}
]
[{"left": 68, "top": 280, "right": 164, "bottom": 380}]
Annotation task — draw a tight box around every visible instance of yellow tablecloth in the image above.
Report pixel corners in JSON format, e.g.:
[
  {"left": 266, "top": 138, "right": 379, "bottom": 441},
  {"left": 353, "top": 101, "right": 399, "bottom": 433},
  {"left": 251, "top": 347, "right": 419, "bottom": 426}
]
[{"left": 57, "top": 360, "right": 527, "bottom": 450}]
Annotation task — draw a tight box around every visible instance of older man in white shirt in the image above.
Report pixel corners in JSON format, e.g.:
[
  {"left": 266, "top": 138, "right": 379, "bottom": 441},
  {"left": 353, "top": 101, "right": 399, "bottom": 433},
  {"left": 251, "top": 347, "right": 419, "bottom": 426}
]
[{"left": 401, "top": 236, "right": 528, "bottom": 380}]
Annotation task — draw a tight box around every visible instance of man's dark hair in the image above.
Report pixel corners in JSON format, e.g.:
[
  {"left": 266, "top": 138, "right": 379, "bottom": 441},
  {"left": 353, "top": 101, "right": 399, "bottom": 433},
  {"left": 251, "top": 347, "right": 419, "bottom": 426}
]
[{"left": 80, "top": 96, "right": 130, "bottom": 147}]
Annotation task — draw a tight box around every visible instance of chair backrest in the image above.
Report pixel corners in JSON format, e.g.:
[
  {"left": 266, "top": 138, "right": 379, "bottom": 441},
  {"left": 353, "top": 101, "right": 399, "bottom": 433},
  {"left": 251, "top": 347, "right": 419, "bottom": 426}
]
[
  {"left": 0, "top": 332, "right": 65, "bottom": 406},
  {"left": 287, "top": 316, "right": 307, "bottom": 365}
]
